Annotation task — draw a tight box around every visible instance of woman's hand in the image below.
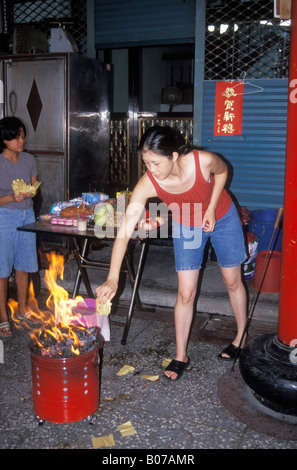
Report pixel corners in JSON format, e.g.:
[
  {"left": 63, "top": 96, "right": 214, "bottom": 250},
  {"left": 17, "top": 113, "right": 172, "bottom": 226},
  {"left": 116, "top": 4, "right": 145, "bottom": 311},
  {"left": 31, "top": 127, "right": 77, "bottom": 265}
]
[
  {"left": 96, "top": 278, "right": 118, "bottom": 304},
  {"left": 13, "top": 192, "right": 27, "bottom": 202},
  {"left": 14, "top": 191, "right": 35, "bottom": 202},
  {"left": 202, "top": 207, "right": 216, "bottom": 232}
]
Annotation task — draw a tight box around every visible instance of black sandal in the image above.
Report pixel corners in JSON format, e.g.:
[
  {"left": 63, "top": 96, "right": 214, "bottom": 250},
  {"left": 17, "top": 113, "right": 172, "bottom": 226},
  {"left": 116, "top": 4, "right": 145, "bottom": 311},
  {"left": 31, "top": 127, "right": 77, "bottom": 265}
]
[
  {"left": 218, "top": 343, "right": 242, "bottom": 361},
  {"left": 164, "top": 357, "right": 191, "bottom": 381}
]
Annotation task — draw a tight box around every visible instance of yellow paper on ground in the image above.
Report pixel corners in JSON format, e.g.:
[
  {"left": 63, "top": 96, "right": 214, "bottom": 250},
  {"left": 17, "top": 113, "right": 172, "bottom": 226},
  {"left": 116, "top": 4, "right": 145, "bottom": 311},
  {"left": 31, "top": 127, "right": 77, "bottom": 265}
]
[
  {"left": 162, "top": 358, "right": 172, "bottom": 367},
  {"left": 92, "top": 434, "right": 115, "bottom": 449},
  {"left": 117, "top": 420, "right": 137, "bottom": 437},
  {"left": 117, "top": 364, "right": 135, "bottom": 376},
  {"left": 141, "top": 375, "right": 159, "bottom": 382}
]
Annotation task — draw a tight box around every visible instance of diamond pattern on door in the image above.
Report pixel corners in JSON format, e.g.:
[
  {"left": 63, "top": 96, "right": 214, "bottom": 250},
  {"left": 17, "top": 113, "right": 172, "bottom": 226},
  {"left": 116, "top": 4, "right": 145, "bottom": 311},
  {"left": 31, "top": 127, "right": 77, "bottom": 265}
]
[{"left": 26, "top": 79, "right": 43, "bottom": 131}]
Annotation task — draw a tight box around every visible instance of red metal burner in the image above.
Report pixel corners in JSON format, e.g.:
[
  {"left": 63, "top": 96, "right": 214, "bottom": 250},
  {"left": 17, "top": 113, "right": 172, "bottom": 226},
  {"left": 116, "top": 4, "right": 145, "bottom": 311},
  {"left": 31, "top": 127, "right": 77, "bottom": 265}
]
[{"left": 30, "top": 337, "right": 103, "bottom": 423}]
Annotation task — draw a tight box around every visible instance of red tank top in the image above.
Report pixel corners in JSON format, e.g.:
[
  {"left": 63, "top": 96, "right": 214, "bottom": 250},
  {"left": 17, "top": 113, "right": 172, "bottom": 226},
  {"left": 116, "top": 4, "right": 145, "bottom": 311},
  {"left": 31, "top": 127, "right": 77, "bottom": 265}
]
[{"left": 147, "top": 149, "right": 232, "bottom": 226}]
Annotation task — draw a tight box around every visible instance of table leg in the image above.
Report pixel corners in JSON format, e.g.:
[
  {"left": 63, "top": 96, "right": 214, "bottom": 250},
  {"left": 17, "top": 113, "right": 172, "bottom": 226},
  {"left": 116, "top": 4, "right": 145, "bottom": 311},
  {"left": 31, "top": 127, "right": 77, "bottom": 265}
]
[
  {"left": 121, "top": 242, "right": 149, "bottom": 345},
  {"left": 71, "top": 237, "right": 154, "bottom": 345},
  {"left": 124, "top": 245, "right": 143, "bottom": 311},
  {"left": 72, "top": 238, "right": 94, "bottom": 298}
]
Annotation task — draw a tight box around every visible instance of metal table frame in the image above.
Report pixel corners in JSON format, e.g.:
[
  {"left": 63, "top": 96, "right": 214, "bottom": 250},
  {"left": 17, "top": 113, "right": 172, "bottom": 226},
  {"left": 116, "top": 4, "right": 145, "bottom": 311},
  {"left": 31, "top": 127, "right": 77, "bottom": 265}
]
[{"left": 18, "top": 222, "right": 154, "bottom": 344}]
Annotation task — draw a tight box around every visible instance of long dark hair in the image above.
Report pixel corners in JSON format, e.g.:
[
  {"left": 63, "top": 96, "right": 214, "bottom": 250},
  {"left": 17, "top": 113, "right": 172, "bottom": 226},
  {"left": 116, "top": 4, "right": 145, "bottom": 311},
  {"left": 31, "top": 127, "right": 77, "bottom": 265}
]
[
  {"left": 138, "top": 125, "right": 193, "bottom": 159},
  {"left": 0, "top": 116, "right": 26, "bottom": 153}
]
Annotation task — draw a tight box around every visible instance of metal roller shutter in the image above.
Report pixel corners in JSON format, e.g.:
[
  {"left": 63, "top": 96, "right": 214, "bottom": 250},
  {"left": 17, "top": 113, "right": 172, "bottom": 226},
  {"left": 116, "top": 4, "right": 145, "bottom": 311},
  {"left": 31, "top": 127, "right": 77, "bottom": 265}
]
[
  {"left": 201, "top": 79, "right": 288, "bottom": 210},
  {"left": 94, "top": 0, "right": 196, "bottom": 48}
]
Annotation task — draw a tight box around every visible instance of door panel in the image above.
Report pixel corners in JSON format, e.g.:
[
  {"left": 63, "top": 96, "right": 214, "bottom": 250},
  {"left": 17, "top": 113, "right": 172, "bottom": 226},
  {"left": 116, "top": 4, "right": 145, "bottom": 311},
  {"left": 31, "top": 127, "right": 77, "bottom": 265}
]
[
  {"left": 4, "top": 57, "right": 65, "bottom": 152},
  {"left": 35, "top": 155, "right": 65, "bottom": 216}
]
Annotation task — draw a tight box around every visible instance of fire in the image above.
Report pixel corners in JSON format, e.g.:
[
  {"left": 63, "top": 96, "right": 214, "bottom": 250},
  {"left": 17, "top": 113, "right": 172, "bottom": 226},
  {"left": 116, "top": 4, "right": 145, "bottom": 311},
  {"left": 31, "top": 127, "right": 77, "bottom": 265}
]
[{"left": 8, "top": 252, "right": 92, "bottom": 357}]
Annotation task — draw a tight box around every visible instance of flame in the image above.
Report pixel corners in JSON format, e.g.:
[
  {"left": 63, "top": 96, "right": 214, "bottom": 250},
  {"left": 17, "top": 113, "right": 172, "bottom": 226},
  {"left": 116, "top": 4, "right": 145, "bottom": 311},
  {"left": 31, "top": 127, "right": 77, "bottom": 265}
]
[{"left": 8, "top": 252, "right": 91, "bottom": 357}]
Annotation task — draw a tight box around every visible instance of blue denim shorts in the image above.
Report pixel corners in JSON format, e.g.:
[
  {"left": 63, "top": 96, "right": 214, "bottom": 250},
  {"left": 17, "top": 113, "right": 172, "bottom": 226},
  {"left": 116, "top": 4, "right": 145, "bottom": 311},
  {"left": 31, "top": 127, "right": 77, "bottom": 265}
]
[
  {"left": 172, "top": 203, "right": 247, "bottom": 271},
  {"left": 0, "top": 207, "right": 38, "bottom": 277}
]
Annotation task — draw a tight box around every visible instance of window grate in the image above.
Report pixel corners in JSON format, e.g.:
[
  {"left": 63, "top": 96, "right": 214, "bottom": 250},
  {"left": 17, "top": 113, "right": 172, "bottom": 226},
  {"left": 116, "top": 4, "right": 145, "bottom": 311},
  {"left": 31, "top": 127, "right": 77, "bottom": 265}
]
[
  {"left": 1, "top": 0, "right": 87, "bottom": 55},
  {"left": 1, "top": 1, "right": 290, "bottom": 78},
  {"left": 205, "top": 1, "right": 290, "bottom": 80}
]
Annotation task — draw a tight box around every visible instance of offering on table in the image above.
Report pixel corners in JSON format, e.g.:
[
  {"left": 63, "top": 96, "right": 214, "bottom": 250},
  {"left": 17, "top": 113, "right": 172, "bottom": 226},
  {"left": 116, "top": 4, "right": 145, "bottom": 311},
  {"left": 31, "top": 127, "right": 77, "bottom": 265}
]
[
  {"left": 94, "top": 200, "right": 116, "bottom": 227},
  {"left": 138, "top": 210, "right": 165, "bottom": 230},
  {"left": 60, "top": 204, "right": 93, "bottom": 218}
]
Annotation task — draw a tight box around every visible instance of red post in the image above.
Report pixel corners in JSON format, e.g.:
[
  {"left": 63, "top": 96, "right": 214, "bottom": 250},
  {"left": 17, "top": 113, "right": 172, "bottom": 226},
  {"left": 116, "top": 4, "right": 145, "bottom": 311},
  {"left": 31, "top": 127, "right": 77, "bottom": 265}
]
[{"left": 278, "top": 0, "right": 297, "bottom": 346}]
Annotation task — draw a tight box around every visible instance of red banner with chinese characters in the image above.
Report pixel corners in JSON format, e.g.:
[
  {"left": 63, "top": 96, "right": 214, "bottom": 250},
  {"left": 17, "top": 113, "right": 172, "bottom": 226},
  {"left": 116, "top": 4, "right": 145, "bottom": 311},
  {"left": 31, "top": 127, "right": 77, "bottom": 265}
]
[{"left": 214, "top": 81, "right": 244, "bottom": 136}]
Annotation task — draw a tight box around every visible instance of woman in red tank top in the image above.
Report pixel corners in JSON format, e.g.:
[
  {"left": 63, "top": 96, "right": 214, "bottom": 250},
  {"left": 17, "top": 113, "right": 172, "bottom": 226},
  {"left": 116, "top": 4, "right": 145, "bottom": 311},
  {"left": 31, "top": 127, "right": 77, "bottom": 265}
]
[{"left": 96, "top": 126, "right": 248, "bottom": 380}]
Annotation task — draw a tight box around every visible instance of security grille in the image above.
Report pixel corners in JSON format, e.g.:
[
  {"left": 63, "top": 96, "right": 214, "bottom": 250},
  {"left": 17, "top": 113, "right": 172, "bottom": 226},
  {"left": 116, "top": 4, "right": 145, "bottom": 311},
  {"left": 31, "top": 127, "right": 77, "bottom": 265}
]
[
  {"left": 1, "top": 0, "right": 87, "bottom": 55},
  {"left": 1, "top": 0, "right": 291, "bottom": 190},
  {"left": 1, "top": 1, "right": 290, "bottom": 77},
  {"left": 205, "top": 1, "right": 290, "bottom": 80}
]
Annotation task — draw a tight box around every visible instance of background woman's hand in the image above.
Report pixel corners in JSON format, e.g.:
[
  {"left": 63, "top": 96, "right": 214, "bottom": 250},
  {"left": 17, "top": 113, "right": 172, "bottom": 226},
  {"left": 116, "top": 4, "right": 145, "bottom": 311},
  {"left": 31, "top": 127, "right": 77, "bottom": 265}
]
[
  {"left": 13, "top": 192, "right": 27, "bottom": 202},
  {"left": 96, "top": 279, "right": 118, "bottom": 304},
  {"left": 13, "top": 191, "right": 35, "bottom": 202}
]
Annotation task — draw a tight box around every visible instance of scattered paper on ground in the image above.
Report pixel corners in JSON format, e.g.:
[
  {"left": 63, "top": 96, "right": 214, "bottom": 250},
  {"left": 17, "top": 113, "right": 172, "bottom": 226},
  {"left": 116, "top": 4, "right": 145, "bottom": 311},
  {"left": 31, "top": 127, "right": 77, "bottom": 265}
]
[
  {"left": 117, "top": 421, "right": 137, "bottom": 437},
  {"left": 92, "top": 434, "right": 115, "bottom": 449},
  {"left": 96, "top": 298, "right": 112, "bottom": 316},
  {"left": 162, "top": 358, "right": 172, "bottom": 367},
  {"left": 141, "top": 374, "right": 159, "bottom": 382},
  {"left": 117, "top": 364, "right": 135, "bottom": 376}
]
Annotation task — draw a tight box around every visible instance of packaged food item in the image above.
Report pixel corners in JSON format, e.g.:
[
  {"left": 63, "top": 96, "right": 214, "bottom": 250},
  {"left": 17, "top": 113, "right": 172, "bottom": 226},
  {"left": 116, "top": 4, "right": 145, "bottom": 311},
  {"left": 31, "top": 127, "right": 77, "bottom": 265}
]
[
  {"left": 50, "top": 217, "right": 78, "bottom": 226},
  {"left": 60, "top": 204, "right": 93, "bottom": 219},
  {"left": 50, "top": 201, "right": 73, "bottom": 215},
  {"left": 82, "top": 192, "right": 109, "bottom": 204},
  {"left": 50, "top": 198, "right": 86, "bottom": 216}
]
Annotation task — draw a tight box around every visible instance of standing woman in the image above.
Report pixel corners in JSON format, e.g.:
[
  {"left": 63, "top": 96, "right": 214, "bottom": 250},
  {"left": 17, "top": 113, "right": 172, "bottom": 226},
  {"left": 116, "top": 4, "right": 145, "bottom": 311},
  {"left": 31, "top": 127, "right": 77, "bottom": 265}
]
[
  {"left": 96, "top": 126, "right": 247, "bottom": 379},
  {"left": 0, "top": 117, "right": 39, "bottom": 336}
]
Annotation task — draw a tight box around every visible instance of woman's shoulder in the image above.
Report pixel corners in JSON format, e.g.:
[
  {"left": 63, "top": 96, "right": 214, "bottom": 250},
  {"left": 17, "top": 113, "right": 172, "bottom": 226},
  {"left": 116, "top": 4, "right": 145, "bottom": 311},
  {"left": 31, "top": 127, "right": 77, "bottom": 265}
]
[
  {"left": 140, "top": 172, "right": 157, "bottom": 189},
  {"left": 196, "top": 149, "right": 218, "bottom": 167},
  {"left": 21, "top": 151, "right": 35, "bottom": 160},
  {"left": 179, "top": 150, "right": 196, "bottom": 170},
  {"left": 134, "top": 172, "right": 158, "bottom": 197},
  {"left": 20, "top": 151, "right": 37, "bottom": 167}
]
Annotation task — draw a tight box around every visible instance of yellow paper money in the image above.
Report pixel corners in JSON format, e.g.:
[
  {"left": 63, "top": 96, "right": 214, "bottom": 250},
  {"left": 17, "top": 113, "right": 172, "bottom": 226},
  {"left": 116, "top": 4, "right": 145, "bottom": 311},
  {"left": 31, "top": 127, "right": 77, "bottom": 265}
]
[
  {"left": 117, "top": 364, "right": 135, "bottom": 376},
  {"left": 96, "top": 298, "right": 112, "bottom": 316},
  {"left": 162, "top": 358, "right": 172, "bottom": 367},
  {"left": 12, "top": 178, "right": 41, "bottom": 196},
  {"left": 117, "top": 420, "right": 137, "bottom": 437},
  {"left": 92, "top": 434, "right": 115, "bottom": 449},
  {"left": 141, "top": 375, "right": 159, "bottom": 382}
]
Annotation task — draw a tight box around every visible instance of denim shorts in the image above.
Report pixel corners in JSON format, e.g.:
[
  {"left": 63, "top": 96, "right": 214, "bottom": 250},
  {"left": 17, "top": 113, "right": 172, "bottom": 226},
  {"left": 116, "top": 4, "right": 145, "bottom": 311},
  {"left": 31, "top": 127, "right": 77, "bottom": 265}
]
[
  {"left": 0, "top": 207, "right": 38, "bottom": 277},
  {"left": 172, "top": 203, "right": 247, "bottom": 271}
]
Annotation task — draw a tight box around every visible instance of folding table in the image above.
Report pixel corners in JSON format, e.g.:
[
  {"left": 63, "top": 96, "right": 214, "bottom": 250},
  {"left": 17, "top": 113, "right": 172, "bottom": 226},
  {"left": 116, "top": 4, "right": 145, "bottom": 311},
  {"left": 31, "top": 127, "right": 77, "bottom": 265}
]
[{"left": 18, "top": 221, "right": 157, "bottom": 344}]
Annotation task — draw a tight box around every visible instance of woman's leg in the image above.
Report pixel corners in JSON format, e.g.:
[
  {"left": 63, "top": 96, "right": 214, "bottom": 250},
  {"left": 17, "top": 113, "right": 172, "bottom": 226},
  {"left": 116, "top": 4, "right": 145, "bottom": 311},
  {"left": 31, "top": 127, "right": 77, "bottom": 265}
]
[
  {"left": 0, "top": 277, "right": 9, "bottom": 321},
  {"left": 0, "top": 277, "right": 12, "bottom": 336},
  {"left": 220, "top": 265, "right": 247, "bottom": 357},
  {"left": 164, "top": 269, "right": 200, "bottom": 379},
  {"left": 15, "top": 270, "right": 30, "bottom": 317}
]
